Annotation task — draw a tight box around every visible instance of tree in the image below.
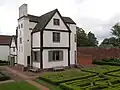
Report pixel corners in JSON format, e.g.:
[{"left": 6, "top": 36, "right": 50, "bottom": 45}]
[
  {"left": 87, "top": 32, "right": 98, "bottom": 46},
  {"left": 76, "top": 27, "right": 89, "bottom": 47},
  {"left": 76, "top": 27, "right": 98, "bottom": 47},
  {"left": 100, "top": 37, "right": 119, "bottom": 47},
  {"left": 111, "top": 23, "right": 120, "bottom": 47}
]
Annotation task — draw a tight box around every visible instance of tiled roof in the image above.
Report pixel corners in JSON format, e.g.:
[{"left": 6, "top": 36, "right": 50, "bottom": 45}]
[
  {"left": 0, "top": 35, "right": 12, "bottom": 45},
  {"left": 28, "top": 9, "right": 76, "bottom": 32}
]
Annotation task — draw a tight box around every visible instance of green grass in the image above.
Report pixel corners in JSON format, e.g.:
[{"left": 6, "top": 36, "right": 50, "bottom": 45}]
[
  {"left": 35, "top": 79, "right": 62, "bottom": 90},
  {"left": 0, "top": 81, "right": 39, "bottom": 90}
]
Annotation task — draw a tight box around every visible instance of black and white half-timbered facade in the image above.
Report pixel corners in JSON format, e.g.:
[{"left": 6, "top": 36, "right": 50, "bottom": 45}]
[{"left": 17, "top": 4, "right": 77, "bottom": 70}]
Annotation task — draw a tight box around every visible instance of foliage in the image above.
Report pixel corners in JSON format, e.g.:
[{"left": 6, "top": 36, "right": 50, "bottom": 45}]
[
  {"left": 39, "top": 69, "right": 96, "bottom": 84},
  {"left": 87, "top": 31, "right": 98, "bottom": 46},
  {"left": 76, "top": 27, "right": 98, "bottom": 47},
  {"left": 81, "top": 65, "right": 120, "bottom": 74},
  {"left": 0, "top": 72, "right": 10, "bottom": 81},
  {"left": 100, "top": 37, "right": 119, "bottom": 47},
  {"left": 93, "top": 58, "right": 120, "bottom": 66},
  {"left": 111, "top": 23, "right": 120, "bottom": 39}
]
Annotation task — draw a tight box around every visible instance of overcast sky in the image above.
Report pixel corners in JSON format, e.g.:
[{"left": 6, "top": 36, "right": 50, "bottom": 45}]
[{"left": 0, "top": 0, "right": 120, "bottom": 43}]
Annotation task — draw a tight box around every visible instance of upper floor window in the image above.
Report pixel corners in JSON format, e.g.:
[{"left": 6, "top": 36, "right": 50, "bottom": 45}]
[
  {"left": 18, "top": 25, "right": 20, "bottom": 29},
  {"left": 21, "top": 23, "right": 23, "bottom": 28},
  {"left": 53, "top": 19, "right": 60, "bottom": 25},
  {"left": 19, "top": 31, "right": 21, "bottom": 36},
  {"left": 20, "top": 38, "right": 22, "bottom": 44},
  {"left": 53, "top": 32, "right": 60, "bottom": 42},
  {"left": 75, "top": 34, "right": 76, "bottom": 42},
  {"left": 13, "top": 47, "right": 15, "bottom": 52}
]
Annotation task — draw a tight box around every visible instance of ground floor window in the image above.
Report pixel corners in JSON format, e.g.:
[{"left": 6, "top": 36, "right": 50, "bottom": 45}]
[
  {"left": 33, "top": 51, "right": 40, "bottom": 62},
  {"left": 48, "top": 50, "right": 63, "bottom": 61}
]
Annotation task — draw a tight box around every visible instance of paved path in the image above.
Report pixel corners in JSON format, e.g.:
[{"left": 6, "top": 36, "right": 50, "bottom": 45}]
[
  {"left": 0, "top": 80, "right": 14, "bottom": 84},
  {"left": 5, "top": 67, "right": 49, "bottom": 90}
]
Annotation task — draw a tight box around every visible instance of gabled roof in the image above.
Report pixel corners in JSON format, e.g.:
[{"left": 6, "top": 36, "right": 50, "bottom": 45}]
[
  {"left": 29, "top": 9, "right": 75, "bottom": 33},
  {"left": 0, "top": 35, "right": 12, "bottom": 45},
  {"left": 10, "top": 35, "right": 17, "bottom": 48},
  {"left": 33, "top": 9, "right": 57, "bottom": 32},
  {"left": 28, "top": 14, "right": 40, "bottom": 23},
  {"left": 63, "top": 17, "right": 76, "bottom": 24}
]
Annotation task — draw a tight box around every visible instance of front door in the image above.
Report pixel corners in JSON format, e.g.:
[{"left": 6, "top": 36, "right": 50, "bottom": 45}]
[{"left": 27, "top": 56, "right": 30, "bottom": 67}]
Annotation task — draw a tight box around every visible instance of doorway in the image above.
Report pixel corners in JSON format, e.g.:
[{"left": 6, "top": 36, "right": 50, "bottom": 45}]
[{"left": 27, "top": 56, "right": 30, "bottom": 67}]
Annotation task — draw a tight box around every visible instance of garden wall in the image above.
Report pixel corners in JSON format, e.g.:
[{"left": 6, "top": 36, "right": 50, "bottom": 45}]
[{"left": 77, "top": 47, "right": 120, "bottom": 65}]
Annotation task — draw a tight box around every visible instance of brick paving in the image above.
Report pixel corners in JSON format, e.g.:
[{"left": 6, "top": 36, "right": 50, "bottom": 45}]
[{"left": 5, "top": 67, "right": 49, "bottom": 90}]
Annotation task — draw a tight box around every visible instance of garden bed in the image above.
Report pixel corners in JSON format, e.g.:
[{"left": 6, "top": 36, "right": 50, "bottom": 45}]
[
  {"left": 81, "top": 65, "right": 120, "bottom": 74},
  {"left": 0, "top": 72, "right": 10, "bottom": 81},
  {"left": 39, "top": 69, "right": 96, "bottom": 84}
]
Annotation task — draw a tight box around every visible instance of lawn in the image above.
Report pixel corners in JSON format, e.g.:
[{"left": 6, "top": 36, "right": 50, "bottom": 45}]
[{"left": 0, "top": 81, "right": 39, "bottom": 90}]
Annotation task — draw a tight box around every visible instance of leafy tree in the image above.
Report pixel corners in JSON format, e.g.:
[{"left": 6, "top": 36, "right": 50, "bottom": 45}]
[
  {"left": 111, "top": 23, "right": 120, "bottom": 47},
  {"left": 76, "top": 27, "right": 89, "bottom": 47},
  {"left": 100, "top": 37, "right": 119, "bottom": 47},
  {"left": 87, "top": 31, "right": 98, "bottom": 46},
  {"left": 76, "top": 27, "right": 98, "bottom": 47}
]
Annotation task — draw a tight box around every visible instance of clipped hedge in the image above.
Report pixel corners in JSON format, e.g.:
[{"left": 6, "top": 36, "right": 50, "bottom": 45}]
[
  {"left": 0, "top": 72, "right": 10, "bottom": 81},
  {"left": 39, "top": 73, "right": 96, "bottom": 85},
  {"left": 0, "top": 60, "right": 8, "bottom": 66}
]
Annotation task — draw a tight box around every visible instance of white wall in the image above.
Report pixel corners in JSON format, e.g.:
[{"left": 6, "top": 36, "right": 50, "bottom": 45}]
[
  {"left": 32, "top": 32, "right": 40, "bottom": 47},
  {"left": 43, "top": 49, "right": 68, "bottom": 69},
  {"left": 43, "top": 31, "right": 69, "bottom": 47},
  {"left": 45, "top": 12, "right": 68, "bottom": 30},
  {"left": 10, "top": 38, "right": 17, "bottom": 55},
  {"left": 0, "top": 46, "right": 9, "bottom": 61},
  {"left": 33, "top": 62, "right": 40, "bottom": 68},
  {"left": 69, "top": 24, "right": 77, "bottom": 65},
  {"left": 18, "top": 16, "right": 37, "bottom": 66}
]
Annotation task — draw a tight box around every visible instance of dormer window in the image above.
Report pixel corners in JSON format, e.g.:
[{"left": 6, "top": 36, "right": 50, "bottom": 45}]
[{"left": 53, "top": 19, "right": 60, "bottom": 25}]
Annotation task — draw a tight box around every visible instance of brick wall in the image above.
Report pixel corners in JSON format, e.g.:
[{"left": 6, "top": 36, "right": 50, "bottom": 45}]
[
  {"left": 77, "top": 47, "right": 120, "bottom": 65},
  {"left": 77, "top": 47, "right": 120, "bottom": 60}
]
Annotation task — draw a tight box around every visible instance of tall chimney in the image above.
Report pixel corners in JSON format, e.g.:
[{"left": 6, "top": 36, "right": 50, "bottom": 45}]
[{"left": 19, "top": 4, "right": 28, "bottom": 18}]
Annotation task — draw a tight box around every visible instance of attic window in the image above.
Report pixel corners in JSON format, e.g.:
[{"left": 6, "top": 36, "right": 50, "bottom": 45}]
[{"left": 53, "top": 19, "right": 60, "bottom": 25}]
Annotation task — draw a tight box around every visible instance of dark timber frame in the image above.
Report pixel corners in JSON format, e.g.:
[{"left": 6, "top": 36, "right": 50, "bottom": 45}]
[{"left": 31, "top": 9, "right": 72, "bottom": 69}]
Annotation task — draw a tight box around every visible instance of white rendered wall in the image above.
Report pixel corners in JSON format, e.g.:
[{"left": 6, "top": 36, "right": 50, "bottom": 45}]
[
  {"left": 10, "top": 38, "right": 17, "bottom": 55},
  {"left": 32, "top": 32, "right": 40, "bottom": 48},
  {"left": 43, "top": 31, "right": 69, "bottom": 47},
  {"left": 69, "top": 24, "right": 77, "bottom": 65},
  {"left": 45, "top": 12, "right": 68, "bottom": 30},
  {"left": 43, "top": 49, "right": 68, "bottom": 69},
  {"left": 0, "top": 46, "right": 9, "bottom": 61},
  {"left": 33, "top": 62, "right": 40, "bottom": 68}
]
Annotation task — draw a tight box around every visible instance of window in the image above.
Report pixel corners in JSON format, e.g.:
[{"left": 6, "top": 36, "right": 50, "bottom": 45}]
[
  {"left": 48, "top": 51, "right": 63, "bottom": 61},
  {"left": 53, "top": 32, "right": 60, "bottom": 42},
  {"left": 19, "top": 46, "right": 20, "bottom": 52},
  {"left": 20, "top": 38, "right": 22, "bottom": 44},
  {"left": 20, "top": 31, "right": 21, "bottom": 36},
  {"left": 53, "top": 19, "right": 60, "bottom": 25},
  {"left": 21, "top": 24, "right": 23, "bottom": 28},
  {"left": 13, "top": 47, "right": 15, "bottom": 52},
  {"left": 33, "top": 51, "right": 40, "bottom": 62},
  {"left": 21, "top": 46, "right": 23, "bottom": 52},
  {"left": 18, "top": 25, "right": 20, "bottom": 29},
  {"left": 75, "top": 34, "right": 76, "bottom": 42}
]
